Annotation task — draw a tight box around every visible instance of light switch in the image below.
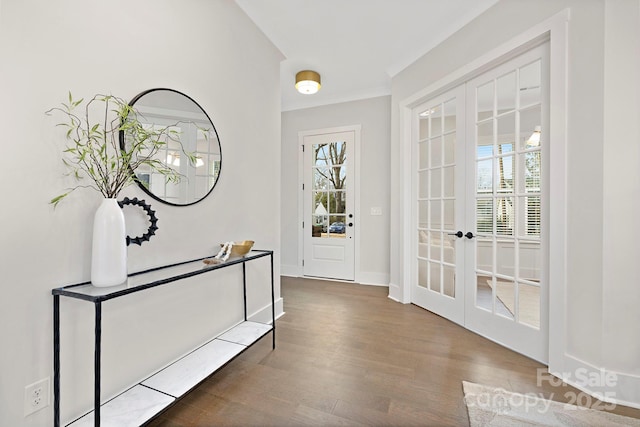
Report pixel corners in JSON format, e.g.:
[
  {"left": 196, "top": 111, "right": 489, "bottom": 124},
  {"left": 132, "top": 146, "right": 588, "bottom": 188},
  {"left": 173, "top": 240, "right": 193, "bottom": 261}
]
[{"left": 370, "top": 207, "right": 382, "bottom": 216}]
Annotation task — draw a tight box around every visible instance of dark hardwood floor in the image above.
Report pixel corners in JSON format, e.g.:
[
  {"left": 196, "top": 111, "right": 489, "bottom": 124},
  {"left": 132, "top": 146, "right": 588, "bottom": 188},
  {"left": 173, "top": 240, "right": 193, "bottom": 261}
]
[{"left": 148, "top": 276, "right": 640, "bottom": 426}]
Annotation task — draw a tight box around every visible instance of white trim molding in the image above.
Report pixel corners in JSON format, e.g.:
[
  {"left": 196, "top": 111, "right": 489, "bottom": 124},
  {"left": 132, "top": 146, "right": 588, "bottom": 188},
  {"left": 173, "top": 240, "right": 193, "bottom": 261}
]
[
  {"left": 551, "top": 354, "right": 640, "bottom": 410},
  {"left": 357, "top": 272, "right": 390, "bottom": 287},
  {"left": 280, "top": 264, "right": 301, "bottom": 278},
  {"left": 248, "top": 298, "right": 285, "bottom": 324}
]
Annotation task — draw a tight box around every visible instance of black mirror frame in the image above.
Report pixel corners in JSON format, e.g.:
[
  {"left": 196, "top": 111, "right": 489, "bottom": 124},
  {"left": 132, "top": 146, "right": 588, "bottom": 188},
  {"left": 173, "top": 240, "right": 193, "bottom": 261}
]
[{"left": 119, "top": 88, "right": 222, "bottom": 207}]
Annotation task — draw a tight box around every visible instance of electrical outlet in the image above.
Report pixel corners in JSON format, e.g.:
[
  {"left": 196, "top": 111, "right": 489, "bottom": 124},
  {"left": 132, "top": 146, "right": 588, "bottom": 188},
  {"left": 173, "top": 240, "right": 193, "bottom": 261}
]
[{"left": 24, "top": 377, "right": 50, "bottom": 416}]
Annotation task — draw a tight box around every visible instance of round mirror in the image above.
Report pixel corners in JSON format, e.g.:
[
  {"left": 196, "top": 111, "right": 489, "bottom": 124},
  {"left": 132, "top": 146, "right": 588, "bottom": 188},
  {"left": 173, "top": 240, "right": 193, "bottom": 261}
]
[{"left": 121, "top": 88, "right": 222, "bottom": 206}]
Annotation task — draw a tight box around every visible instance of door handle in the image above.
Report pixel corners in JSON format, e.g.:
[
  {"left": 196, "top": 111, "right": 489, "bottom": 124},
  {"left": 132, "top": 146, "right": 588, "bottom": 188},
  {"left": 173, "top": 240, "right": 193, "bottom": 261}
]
[
  {"left": 448, "top": 231, "right": 463, "bottom": 238},
  {"left": 465, "top": 232, "right": 475, "bottom": 239}
]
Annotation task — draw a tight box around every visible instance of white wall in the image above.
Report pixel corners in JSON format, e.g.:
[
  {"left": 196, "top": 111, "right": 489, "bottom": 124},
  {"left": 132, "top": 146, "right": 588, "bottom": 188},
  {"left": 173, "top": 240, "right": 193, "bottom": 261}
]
[
  {"left": 0, "top": 1, "right": 283, "bottom": 425},
  {"left": 602, "top": 0, "right": 640, "bottom": 391},
  {"left": 281, "top": 96, "right": 391, "bottom": 285},
  {"left": 390, "top": 0, "right": 640, "bottom": 408}
]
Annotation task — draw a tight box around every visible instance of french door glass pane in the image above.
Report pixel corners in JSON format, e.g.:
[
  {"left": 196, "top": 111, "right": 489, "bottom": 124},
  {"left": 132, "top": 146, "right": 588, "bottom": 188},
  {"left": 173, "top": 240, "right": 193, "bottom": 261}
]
[
  {"left": 418, "top": 231, "right": 428, "bottom": 257},
  {"left": 520, "top": 106, "right": 542, "bottom": 149},
  {"left": 497, "top": 113, "right": 515, "bottom": 153},
  {"left": 430, "top": 200, "right": 442, "bottom": 229},
  {"left": 443, "top": 200, "right": 455, "bottom": 231},
  {"left": 518, "top": 282, "right": 541, "bottom": 328},
  {"left": 419, "top": 114, "right": 430, "bottom": 140},
  {"left": 477, "top": 121, "right": 493, "bottom": 154},
  {"left": 519, "top": 60, "right": 541, "bottom": 107},
  {"left": 477, "top": 159, "right": 493, "bottom": 192},
  {"left": 477, "top": 82, "right": 494, "bottom": 121},
  {"left": 497, "top": 155, "right": 514, "bottom": 193},
  {"left": 418, "top": 171, "right": 428, "bottom": 198},
  {"left": 526, "top": 196, "right": 541, "bottom": 235},
  {"left": 418, "top": 201, "right": 428, "bottom": 229},
  {"left": 524, "top": 152, "right": 541, "bottom": 192},
  {"left": 497, "top": 71, "right": 517, "bottom": 114},
  {"left": 419, "top": 140, "right": 429, "bottom": 169},
  {"left": 476, "top": 274, "right": 492, "bottom": 311},
  {"left": 430, "top": 262, "right": 441, "bottom": 293},
  {"left": 518, "top": 241, "right": 541, "bottom": 280},
  {"left": 476, "top": 239, "right": 493, "bottom": 274},
  {"left": 495, "top": 279, "right": 515, "bottom": 320},
  {"left": 496, "top": 197, "right": 514, "bottom": 236},
  {"left": 444, "top": 133, "right": 456, "bottom": 164},
  {"left": 496, "top": 240, "right": 515, "bottom": 277},
  {"left": 476, "top": 198, "right": 493, "bottom": 234},
  {"left": 430, "top": 169, "right": 441, "bottom": 198},
  {"left": 431, "top": 105, "right": 443, "bottom": 137},
  {"left": 418, "top": 259, "right": 428, "bottom": 288},
  {"left": 443, "top": 99, "right": 457, "bottom": 132},
  {"left": 431, "top": 234, "right": 442, "bottom": 261},
  {"left": 443, "top": 265, "right": 455, "bottom": 297},
  {"left": 477, "top": 144, "right": 493, "bottom": 159},
  {"left": 431, "top": 137, "right": 443, "bottom": 167}
]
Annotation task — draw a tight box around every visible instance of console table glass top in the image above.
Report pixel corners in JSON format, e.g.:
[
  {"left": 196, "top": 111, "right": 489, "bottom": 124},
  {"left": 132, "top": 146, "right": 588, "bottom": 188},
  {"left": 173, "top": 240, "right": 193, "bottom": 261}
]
[{"left": 53, "top": 249, "right": 273, "bottom": 301}]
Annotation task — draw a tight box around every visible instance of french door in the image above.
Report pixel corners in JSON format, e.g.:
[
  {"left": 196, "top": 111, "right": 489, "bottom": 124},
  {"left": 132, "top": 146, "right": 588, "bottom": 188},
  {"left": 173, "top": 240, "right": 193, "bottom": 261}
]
[
  {"left": 412, "top": 43, "right": 549, "bottom": 362},
  {"left": 412, "top": 86, "right": 467, "bottom": 325}
]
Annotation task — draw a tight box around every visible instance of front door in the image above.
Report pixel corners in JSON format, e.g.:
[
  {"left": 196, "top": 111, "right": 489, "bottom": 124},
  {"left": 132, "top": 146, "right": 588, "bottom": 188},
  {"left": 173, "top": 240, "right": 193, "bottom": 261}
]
[{"left": 302, "top": 130, "right": 356, "bottom": 280}]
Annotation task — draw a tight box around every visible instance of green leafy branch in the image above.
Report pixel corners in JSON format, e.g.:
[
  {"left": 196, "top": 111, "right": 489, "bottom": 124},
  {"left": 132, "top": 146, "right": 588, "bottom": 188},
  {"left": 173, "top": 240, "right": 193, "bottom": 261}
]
[{"left": 47, "top": 92, "right": 197, "bottom": 207}]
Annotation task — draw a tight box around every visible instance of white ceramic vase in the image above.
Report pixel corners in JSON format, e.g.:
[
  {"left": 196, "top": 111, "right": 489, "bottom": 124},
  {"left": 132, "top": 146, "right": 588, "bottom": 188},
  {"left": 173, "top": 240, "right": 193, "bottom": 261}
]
[{"left": 91, "top": 198, "right": 127, "bottom": 287}]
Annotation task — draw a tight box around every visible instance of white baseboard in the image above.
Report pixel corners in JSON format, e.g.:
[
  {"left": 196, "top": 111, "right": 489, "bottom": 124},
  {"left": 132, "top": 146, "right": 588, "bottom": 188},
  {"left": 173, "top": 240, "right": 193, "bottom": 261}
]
[
  {"left": 388, "top": 282, "right": 408, "bottom": 303},
  {"left": 247, "top": 297, "right": 285, "bottom": 324},
  {"left": 281, "top": 265, "right": 389, "bottom": 288},
  {"left": 550, "top": 354, "right": 640, "bottom": 410},
  {"left": 357, "top": 272, "right": 389, "bottom": 286},
  {"left": 280, "top": 264, "right": 301, "bottom": 277}
]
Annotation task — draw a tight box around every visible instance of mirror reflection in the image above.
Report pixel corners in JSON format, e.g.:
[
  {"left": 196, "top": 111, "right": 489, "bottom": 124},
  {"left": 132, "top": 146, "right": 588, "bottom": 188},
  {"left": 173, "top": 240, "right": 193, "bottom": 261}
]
[{"left": 123, "top": 88, "right": 221, "bottom": 205}]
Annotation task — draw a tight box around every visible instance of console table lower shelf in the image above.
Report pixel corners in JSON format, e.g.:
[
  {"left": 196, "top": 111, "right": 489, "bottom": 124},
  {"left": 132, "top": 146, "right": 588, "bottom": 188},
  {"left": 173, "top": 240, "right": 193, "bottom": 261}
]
[{"left": 68, "top": 321, "right": 273, "bottom": 427}]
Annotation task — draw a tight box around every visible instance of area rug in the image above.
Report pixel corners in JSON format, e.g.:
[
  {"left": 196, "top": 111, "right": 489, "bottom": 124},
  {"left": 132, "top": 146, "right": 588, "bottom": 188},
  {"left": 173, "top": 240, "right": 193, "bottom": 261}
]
[{"left": 463, "top": 381, "right": 640, "bottom": 426}]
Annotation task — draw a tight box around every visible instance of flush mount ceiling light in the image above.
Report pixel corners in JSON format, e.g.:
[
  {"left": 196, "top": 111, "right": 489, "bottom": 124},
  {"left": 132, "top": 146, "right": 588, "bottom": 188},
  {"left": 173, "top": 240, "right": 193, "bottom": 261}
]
[
  {"left": 295, "top": 70, "right": 321, "bottom": 95},
  {"left": 167, "top": 152, "right": 205, "bottom": 168},
  {"left": 526, "top": 125, "right": 541, "bottom": 147}
]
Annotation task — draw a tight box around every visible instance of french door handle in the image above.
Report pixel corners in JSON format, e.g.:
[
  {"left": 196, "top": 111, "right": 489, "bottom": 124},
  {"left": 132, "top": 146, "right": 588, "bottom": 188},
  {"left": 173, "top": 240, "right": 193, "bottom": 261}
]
[
  {"left": 465, "top": 232, "right": 475, "bottom": 239},
  {"left": 448, "top": 231, "right": 463, "bottom": 238}
]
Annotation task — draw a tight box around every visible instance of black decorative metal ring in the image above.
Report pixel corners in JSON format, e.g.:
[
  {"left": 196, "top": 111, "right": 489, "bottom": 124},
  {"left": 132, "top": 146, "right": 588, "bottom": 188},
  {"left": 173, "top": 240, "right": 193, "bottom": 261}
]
[{"left": 118, "top": 197, "right": 159, "bottom": 246}]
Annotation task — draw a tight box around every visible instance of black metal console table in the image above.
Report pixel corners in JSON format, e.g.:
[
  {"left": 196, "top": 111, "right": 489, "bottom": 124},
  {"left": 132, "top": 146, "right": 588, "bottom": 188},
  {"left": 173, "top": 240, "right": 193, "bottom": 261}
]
[{"left": 52, "top": 249, "right": 275, "bottom": 427}]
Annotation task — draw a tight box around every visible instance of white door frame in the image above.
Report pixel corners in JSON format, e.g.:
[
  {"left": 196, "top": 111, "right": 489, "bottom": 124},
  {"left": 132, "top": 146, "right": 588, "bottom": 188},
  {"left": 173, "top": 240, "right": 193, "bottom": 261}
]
[
  {"left": 395, "top": 9, "right": 568, "bottom": 365},
  {"left": 297, "top": 125, "right": 362, "bottom": 281}
]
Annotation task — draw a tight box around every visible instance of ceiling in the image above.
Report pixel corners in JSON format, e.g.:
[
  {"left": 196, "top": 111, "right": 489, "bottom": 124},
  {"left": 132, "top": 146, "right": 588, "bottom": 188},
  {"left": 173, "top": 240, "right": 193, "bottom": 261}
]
[{"left": 234, "top": 0, "right": 499, "bottom": 112}]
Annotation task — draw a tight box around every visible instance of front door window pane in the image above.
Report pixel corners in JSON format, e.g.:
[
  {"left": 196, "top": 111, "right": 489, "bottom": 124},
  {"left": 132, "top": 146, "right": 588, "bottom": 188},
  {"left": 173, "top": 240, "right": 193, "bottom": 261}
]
[{"left": 312, "top": 142, "right": 347, "bottom": 239}]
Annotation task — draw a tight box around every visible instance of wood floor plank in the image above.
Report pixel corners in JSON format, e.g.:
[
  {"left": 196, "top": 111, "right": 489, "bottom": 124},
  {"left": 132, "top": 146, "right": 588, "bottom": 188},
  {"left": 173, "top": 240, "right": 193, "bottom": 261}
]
[{"left": 150, "top": 276, "right": 640, "bottom": 426}]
